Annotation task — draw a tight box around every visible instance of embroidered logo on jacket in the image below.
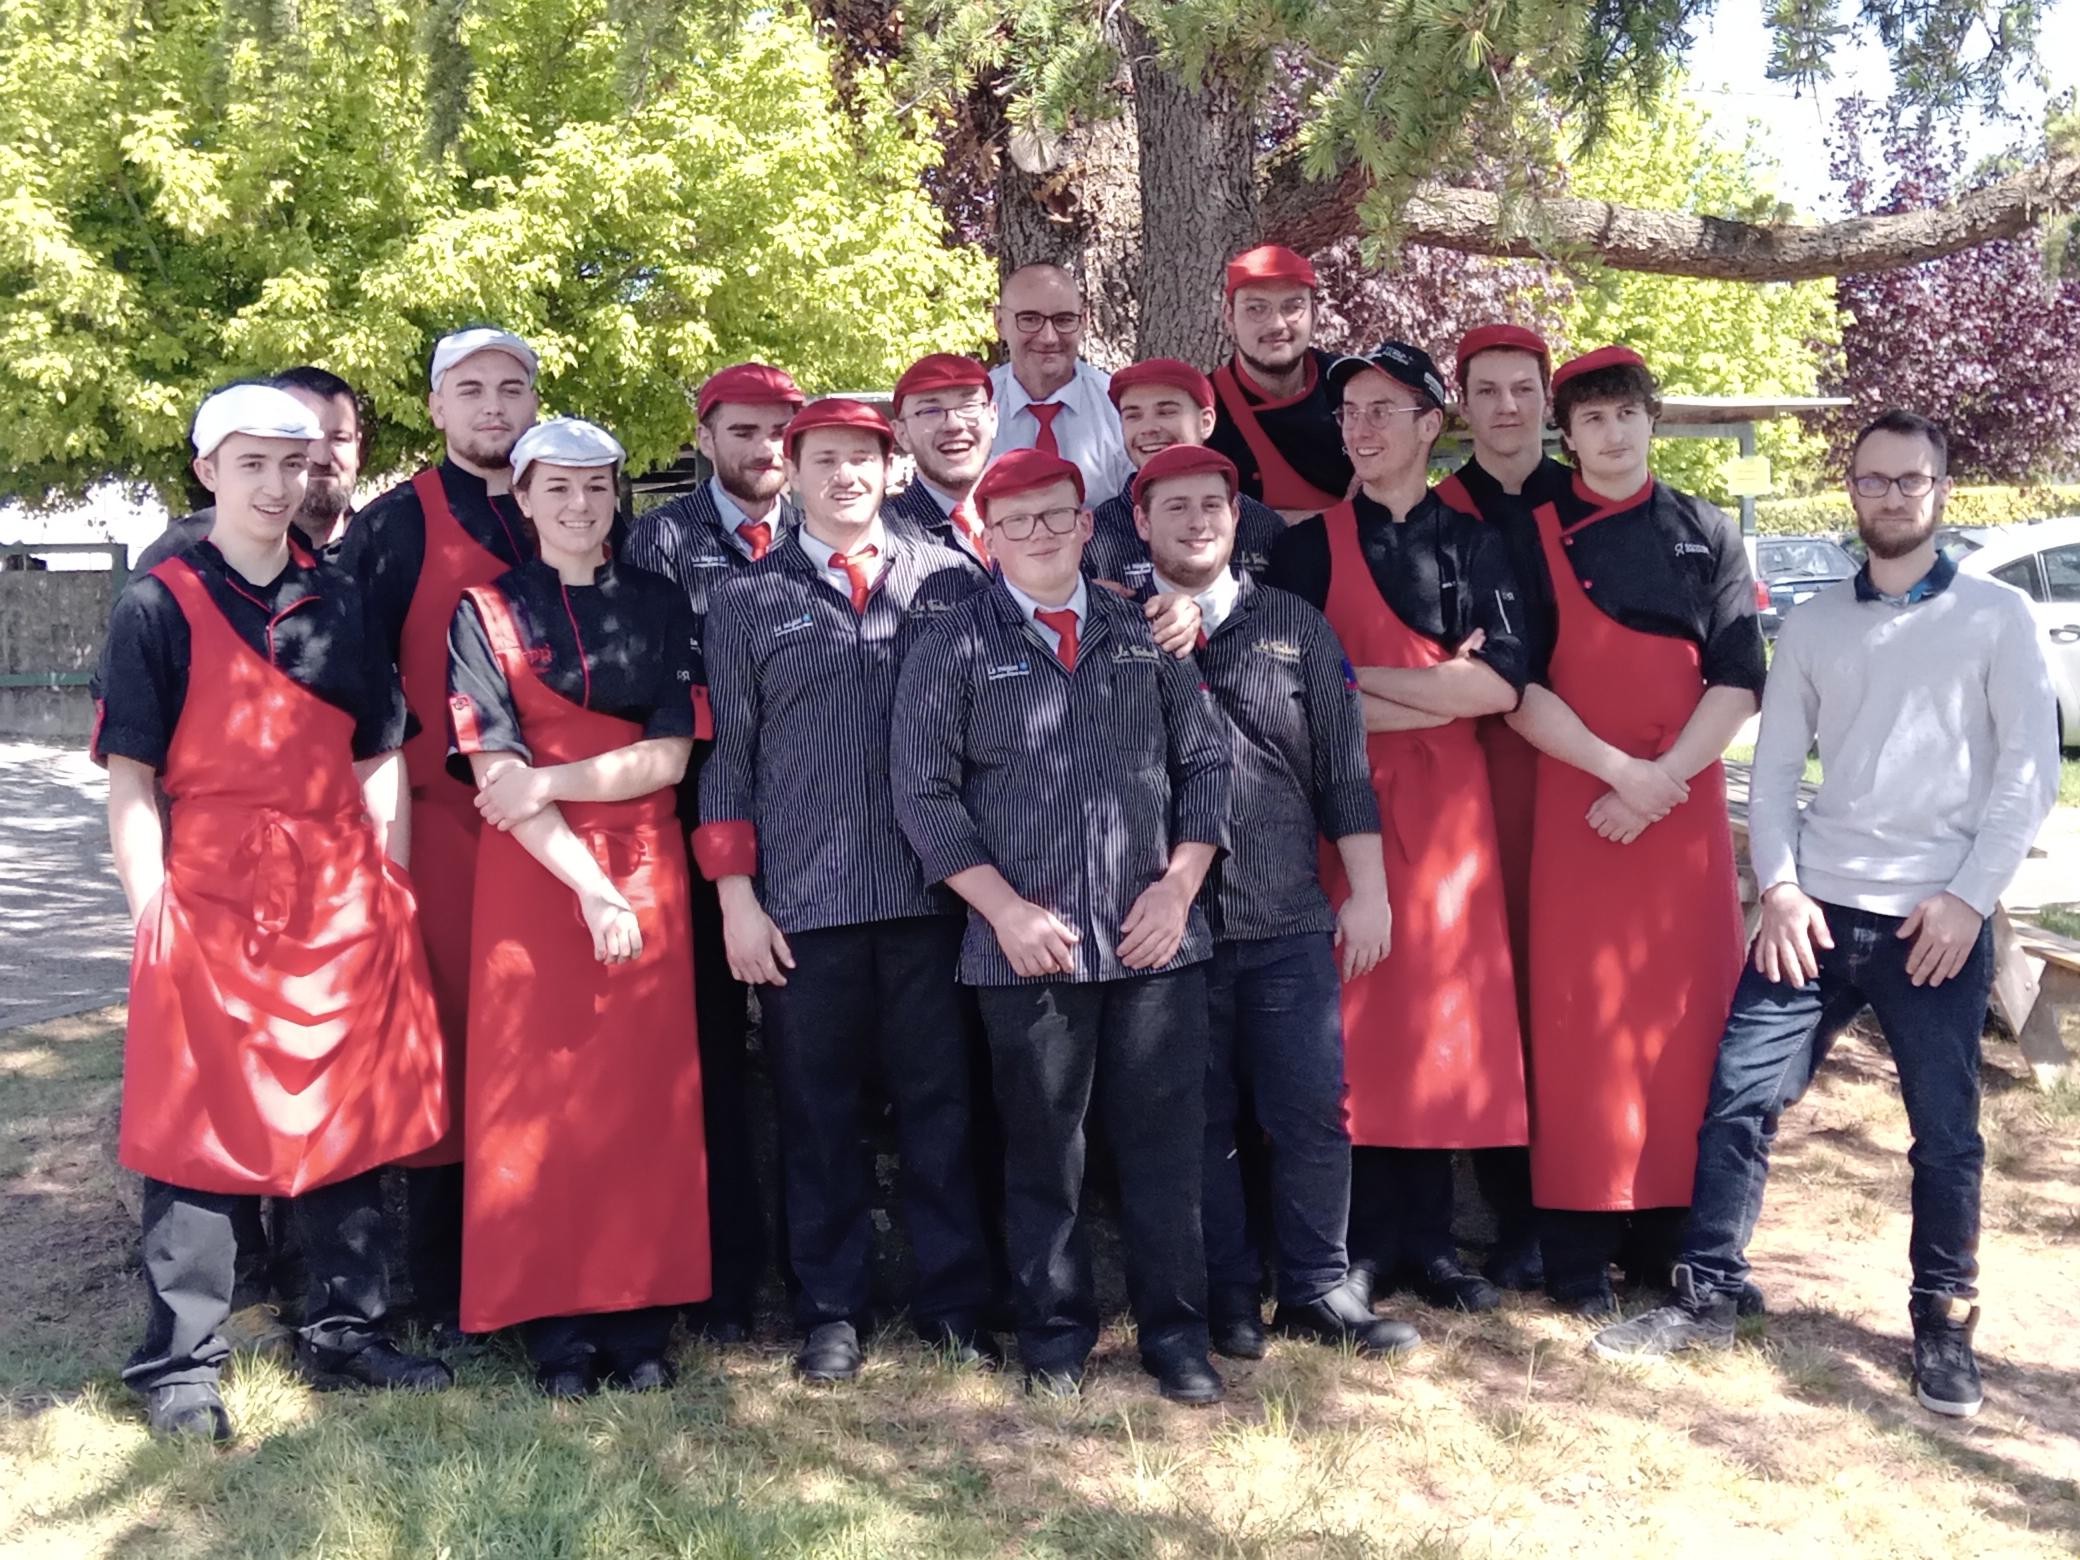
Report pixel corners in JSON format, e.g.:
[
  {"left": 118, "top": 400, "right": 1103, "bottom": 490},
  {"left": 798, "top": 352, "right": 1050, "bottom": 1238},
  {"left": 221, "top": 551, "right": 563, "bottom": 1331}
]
[
  {"left": 523, "top": 643, "right": 555, "bottom": 671},
  {"left": 986, "top": 660, "right": 1033, "bottom": 681},
  {"left": 773, "top": 612, "right": 815, "bottom": 637},
  {"left": 1253, "top": 638, "right": 1303, "bottom": 663},
  {"left": 1111, "top": 642, "right": 1162, "bottom": 664}
]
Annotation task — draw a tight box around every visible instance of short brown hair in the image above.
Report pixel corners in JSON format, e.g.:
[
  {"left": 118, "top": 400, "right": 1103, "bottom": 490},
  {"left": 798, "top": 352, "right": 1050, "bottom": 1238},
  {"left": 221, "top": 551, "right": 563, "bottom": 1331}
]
[{"left": 1553, "top": 362, "right": 1662, "bottom": 433}]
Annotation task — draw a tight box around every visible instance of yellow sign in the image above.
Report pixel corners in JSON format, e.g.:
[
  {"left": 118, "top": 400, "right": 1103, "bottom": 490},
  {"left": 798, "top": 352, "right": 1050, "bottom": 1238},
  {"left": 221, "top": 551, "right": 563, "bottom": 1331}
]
[{"left": 1723, "top": 454, "right": 1773, "bottom": 497}]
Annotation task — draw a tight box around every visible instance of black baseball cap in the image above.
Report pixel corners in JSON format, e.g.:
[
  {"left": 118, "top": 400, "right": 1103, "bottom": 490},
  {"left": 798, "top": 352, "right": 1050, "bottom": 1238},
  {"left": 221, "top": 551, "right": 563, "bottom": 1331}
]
[{"left": 1327, "top": 341, "right": 1448, "bottom": 411}]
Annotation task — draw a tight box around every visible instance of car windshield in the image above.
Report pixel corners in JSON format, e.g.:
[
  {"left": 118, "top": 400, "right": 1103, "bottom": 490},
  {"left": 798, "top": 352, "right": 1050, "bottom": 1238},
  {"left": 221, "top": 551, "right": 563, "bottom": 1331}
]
[{"left": 1760, "top": 539, "right": 1853, "bottom": 580}]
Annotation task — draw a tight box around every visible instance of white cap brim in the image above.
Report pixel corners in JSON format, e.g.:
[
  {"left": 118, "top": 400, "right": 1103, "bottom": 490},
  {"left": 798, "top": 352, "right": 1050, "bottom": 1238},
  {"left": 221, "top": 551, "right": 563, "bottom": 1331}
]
[
  {"left": 191, "top": 384, "right": 324, "bottom": 459},
  {"left": 430, "top": 327, "right": 540, "bottom": 391},
  {"left": 510, "top": 417, "right": 626, "bottom": 488}
]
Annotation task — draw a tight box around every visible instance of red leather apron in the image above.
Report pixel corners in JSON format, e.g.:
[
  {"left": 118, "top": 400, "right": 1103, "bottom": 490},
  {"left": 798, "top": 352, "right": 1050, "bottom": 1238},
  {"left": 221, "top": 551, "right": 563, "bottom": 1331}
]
[
  {"left": 394, "top": 466, "right": 523, "bottom": 1165},
  {"left": 457, "top": 585, "right": 711, "bottom": 1333},
  {"left": 1212, "top": 361, "right": 1343, "bottom": 515},
  {"left": 1525, "top": 486, "right": 1744, "bottom": 1209},
  {"left": 1316, "top": 502, "right": 1528, "bottom": 1148},
  {"left": 119, "top": 559, "right": 446, "bottom": 1195}
]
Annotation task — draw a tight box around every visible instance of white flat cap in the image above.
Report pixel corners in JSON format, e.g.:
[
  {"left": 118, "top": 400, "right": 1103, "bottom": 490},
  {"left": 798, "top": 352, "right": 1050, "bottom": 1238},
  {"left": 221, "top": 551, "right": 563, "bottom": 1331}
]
[
  {"left": 190, "top": 384, "right": 324, "bottom": 458},
  {"left": 429, "top": 326, "right": 540, "bottom": 391},
  {"left": 509, "top": 417, "right": 626, "bottom": 488}
]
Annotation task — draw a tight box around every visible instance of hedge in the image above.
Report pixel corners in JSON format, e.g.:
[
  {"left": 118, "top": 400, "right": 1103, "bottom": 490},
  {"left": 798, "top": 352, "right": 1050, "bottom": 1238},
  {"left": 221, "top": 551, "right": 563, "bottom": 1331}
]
[{"left": 1754, "top": 485, "right": 2080, "bottom": 535}]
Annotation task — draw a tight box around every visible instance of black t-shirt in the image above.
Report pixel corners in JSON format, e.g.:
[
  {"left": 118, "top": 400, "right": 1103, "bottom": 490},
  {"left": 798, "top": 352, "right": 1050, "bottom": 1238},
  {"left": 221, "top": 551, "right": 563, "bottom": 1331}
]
[
  {"left": 1538, "top": 476, "right": 1766, "bottom": 693},
  {"left": 445, "top": 556, "right": 704, "bottom": 780},
  {"left": 334, "top": 459, "right": 533, "bottom": 662},
  {"left": 1263, "top": 490, "right": 1529, "bottom": 692},
  {"left": 1206, "top": 348, "right": 1354, "bottom": 505},
  {"left": 1438, "top": 454, "right": 1573, "bottom": 682},
  {"left": 92, "top": 541, "right": 410, "bottom": 770}
]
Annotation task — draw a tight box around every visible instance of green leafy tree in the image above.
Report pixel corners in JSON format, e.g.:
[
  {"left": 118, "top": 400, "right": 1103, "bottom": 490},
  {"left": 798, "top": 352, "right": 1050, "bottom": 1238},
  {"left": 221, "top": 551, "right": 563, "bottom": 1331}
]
[{"left": 0, "top": 0, "right": 992, "bottom": 509}]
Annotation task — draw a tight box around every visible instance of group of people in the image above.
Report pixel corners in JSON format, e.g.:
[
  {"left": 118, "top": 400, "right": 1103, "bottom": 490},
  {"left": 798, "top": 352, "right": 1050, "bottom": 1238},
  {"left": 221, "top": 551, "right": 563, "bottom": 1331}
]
[{"left": 91, "top": 243, "right": 2060, "bottom": 1444}]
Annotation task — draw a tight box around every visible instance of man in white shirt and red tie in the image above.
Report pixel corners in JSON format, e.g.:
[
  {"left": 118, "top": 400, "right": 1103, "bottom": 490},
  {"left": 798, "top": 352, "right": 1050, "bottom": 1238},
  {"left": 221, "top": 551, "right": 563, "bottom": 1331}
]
[
  {"left": 885, "top": 353, "right": 996, "bottom": 579},
  {"left": 987, "top": 264, "right": 1133, "bottom": 508}
]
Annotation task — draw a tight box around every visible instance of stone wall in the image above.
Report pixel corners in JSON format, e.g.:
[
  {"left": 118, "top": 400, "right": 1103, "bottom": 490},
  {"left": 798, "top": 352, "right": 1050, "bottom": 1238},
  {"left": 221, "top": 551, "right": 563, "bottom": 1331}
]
[{"left": 0, "top": 567, "right": 119, "bottom": 740}]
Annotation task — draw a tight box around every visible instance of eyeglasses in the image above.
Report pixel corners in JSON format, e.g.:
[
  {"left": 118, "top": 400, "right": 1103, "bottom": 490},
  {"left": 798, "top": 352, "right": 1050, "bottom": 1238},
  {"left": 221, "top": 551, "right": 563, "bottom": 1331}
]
[
  {"left": 1011, "top": 310, "right": 1084, "bottom": 335},
  {"left": 907, "top": 403, "right": 992, "bottom": 430},
  {"left": 990, "top": 504, "right": 1081, "bottom": 541},
  {"left": 1337, "top": 402, "right": 1430, "bottom": 430},
  {"left": 1850, "top": 472, "right": 1938, "bottom": 498}
]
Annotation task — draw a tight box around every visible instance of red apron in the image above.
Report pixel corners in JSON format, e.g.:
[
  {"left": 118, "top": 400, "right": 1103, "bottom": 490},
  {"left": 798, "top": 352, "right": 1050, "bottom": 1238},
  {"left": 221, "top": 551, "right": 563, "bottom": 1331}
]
[
  {"left": 395, "top": 466, "right": 522, "bottom": 1165},
  {"left": 1212, "top": 361, "right": 1343, "bottom": 515},
  {"left": 119, "top": 559, "right": 446, "bottom": 1195},
  {"left": 457, "top": 585, "right": 711, "bottom": 1333},
  {"left": 1525, "top": 485, "right": 1744, "bottom": 1210},
  {"left": 1316, "top": 502, "right": 1528, "bottom": 1148}
]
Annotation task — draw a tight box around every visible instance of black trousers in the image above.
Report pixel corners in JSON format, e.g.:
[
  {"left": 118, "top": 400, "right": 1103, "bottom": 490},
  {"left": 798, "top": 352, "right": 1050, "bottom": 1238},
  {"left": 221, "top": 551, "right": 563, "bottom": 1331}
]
[
  {"left": 1471, "top": 1146, "right": 1539, "bottom": 1258},
  {"left": 1539, "top": 1207, "right": 1689, "bottom": 1299},
  {"left": 1348, "top": 1147, "right": 1459, "bottom": 1279},
  {"left": 759, "top": 916, "right": 993, "bottom": 1333},
  {"left": 124, "top": 1171, "right": 392, "bottom": 1392},
  {"left": 526, "top": 1306, "right": 677, "bottom": 1371},
  {"left": 689, "top": 864, "right": 771, "bottom": 1319},
  {"left": 402, "top": 1162, "right": 463, "bottom": 1322},
  {"left": 229, "top": 1197, "right": 309, "bottom": 1317},
  {"left": 977, "top": 967, "right": 1211, "bottom": 1375}
]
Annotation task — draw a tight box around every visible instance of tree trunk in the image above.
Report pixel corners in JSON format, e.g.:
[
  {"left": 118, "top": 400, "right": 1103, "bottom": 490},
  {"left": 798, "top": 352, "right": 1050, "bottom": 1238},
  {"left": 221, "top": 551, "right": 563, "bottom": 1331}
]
[
  {"left": 1261, "top": 150, "right": 2080, "bottom": 282},
  {"left": 1126, "top": 23, "right": 1259, "bottom": 364}
]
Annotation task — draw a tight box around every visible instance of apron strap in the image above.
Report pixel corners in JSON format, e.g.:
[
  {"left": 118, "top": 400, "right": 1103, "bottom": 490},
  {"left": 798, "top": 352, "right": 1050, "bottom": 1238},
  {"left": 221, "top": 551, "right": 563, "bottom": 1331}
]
[{"left": 1211, "top": 363, "right": 1341, "bottom": 512}]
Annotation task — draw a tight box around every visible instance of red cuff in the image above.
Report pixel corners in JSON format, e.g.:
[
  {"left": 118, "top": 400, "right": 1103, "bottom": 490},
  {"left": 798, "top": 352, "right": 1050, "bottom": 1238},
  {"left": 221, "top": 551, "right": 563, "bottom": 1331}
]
[
  {"left": 448, "top": 692, "right": 485, "bottom": 753},
  {"left": 692, "top": 685, "right": 714, "bottom": 742},
  {"left": 692, "top": 820, "right": 757, "bottom": 880}
]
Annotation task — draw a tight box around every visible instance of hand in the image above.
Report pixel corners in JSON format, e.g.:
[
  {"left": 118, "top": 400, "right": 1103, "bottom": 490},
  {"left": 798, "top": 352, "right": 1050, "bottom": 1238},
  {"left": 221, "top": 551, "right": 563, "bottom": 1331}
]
[
  {"left": 1897, "top": 892, "right": 1984, "bottom": 989},
  {"left": 1754, "top": 882, "right": 1834, "bottom": 985},
  {"left": 1454, "top": 628, "right": 1488, "bottom": 661},
  {"left": 988, "top": 896, "right": 1082, "bottom": 978},
  {"left": 1586, "top": 791, "right": 1652, "bottom": 844},
  {"left": 1608, "top": 755, "right": 1688, "bottom": 821},
  {"left": 476, "top": 760, "right": 556, "bottom": 830},
  {"left": 718, "top": 880, "right": 795, "bottom": 985},
  {"left": 580, "top": 888, "right": 643, "bottom": 965},
  {"left": 1145, "top": 591, "right": 1202, "bottom": 658},
  {"left": 1335, "top": 887, "right": 1392, "bottom": 980},
  {"left": 1117, "top": 875, "right": 1195, "bottom": 970}
]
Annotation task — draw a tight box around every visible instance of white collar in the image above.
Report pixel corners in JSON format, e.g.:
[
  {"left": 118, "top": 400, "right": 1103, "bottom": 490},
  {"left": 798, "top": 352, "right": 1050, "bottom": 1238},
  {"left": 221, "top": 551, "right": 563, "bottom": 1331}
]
[
  {"left": 996, "top": 360, "right": 1093, "bottom": 416},
  {"left": 1002, "top": 573, "right": 1089, "bottom": 628},
  {"left": 1153, "top": 566, "right": 1242, "bottom": 633},
  {"left": 796, "top": 517, "right": 888, "bottom": 574},
  {"left": 917, "top": 479, "right": 961, "bottom": 517},
  {"left": 709, "top": 476, "right": 782, "bottom": 552}
]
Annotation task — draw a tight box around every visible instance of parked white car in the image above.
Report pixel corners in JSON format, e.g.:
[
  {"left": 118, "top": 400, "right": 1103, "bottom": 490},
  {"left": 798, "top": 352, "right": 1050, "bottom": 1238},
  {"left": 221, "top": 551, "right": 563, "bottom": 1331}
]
[{"left": 1957, "top": 515, "right": 2080, "bottom": 750}]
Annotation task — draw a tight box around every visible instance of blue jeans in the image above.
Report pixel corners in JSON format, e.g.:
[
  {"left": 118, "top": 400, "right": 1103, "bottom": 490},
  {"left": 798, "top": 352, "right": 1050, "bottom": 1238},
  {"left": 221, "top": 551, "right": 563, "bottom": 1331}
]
[
  {"left": 1202, "top": 934, "right": 1351, "bottom": 1307},
  {"left": 1683, "top": 901, "right": 1993, "bottom": 1303}
]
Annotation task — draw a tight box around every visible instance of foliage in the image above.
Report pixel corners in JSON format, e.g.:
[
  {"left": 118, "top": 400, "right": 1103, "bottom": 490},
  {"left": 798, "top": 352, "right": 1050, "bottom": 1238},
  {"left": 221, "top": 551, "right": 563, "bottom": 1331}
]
[
  {"left": 1753, "top": 483, "right": 2080, "bottom": 534},
  {"left": 0, "top": 0, "right": 992, "bottom": 509},
  {"left": 1823, "top": 99, "right": 2080, "bottom": 485}
]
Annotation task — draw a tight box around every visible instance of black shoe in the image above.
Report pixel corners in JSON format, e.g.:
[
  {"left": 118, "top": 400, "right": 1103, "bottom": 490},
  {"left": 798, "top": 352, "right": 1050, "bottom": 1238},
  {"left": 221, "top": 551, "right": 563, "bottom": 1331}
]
[
  {"left": 1736, "top": 1280, "right": 1767, "bottom": 1317},
  {"left": 795, "top": 1321, "right": 864, "bottom": 1383},
  {"left": 1483, "top": 1236, "right": 1545, "bottom": 1293},
  {"left": 1142, "top": 1350, "right": 1225, "bottom": 1406},
  {"left": 536, "top": 1363, "right": 596, "bottom": 1399},
  {"left": 144, "top": 1382, "right": 234, "bottom": 1443},
  {"left": 1413, "top": 1258, "right": 1502, "bottom": 1314},
  {"left": 1273, "top": 1281, "right": 1422, "bottom": 1358},
  {"left": 1589, "top": 1265, "right": 1738, "bottom": 1360},
  {"left": 299, "top": 1338, "right": 454, "bottom": 1392},
  {"left": 917, "top": 1318, "right": 1003, "bottom": 1370},
  {"left": 611, "top": 1356, "right": 676, "bottom": 1393},
  {"left": 1024, "top": 1366, "right": 1083, "bottom": 1399},
  {"left": 1910, "top": 1296, "right": 1983, "bottom": 1418},
  {"left": 1210, "top": 1308, "right": 1267, "bottom": 1361}
]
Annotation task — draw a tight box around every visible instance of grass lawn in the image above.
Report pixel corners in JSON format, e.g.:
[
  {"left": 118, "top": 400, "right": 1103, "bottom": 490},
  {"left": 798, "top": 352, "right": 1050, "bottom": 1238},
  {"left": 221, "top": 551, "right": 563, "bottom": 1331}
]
[{"left": 4, "top": 1008, "right": 2079, "bottom": 1558}]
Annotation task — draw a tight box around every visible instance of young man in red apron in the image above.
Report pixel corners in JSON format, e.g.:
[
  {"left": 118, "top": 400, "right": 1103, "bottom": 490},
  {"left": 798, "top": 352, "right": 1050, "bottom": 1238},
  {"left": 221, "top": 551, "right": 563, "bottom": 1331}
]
[
  {"left": 623, "top": 360, "right": 807, "bottom": 1345},
  {"left": 1264, "top": 342, "right": 1531, "bottom": 1315},
  {"left": 95, "top": 385, "right": 453, "bottom": 1442},
  {"left": 695, "top": 399, "right": 997, "bottom": 1385},
  {"left": 1207, "top": 246, "right": 1353, "bottom": 523},
  {"left": 335, "top": 326, "right": 540, "bottom": 1334},
  {"left": 1129, "top": 443, "right": 1418, "bottom": 1362},
  {"left": 1503, "top": 346, "right": 1764, "bottom": 1316},
  {"left": 1432, "top": 323, "right": 1576, "bottom": 1294},
  {"left": 446, "top": 417, "right": 712, "bottom": 1395},
  {"left": 885, "top": 352, "right": 996, "bottom": 579},
  {"left": 1086, "top": 359, "right": 1289, "bottom": 593}
]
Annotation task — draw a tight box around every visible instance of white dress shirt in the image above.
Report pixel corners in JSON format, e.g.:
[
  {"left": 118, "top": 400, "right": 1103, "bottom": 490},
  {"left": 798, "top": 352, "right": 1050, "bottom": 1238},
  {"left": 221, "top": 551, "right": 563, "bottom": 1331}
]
[
  {"left": 1002, "top": 575, "right": 1090, "bottom": 657},
  {"left": 1153, "top": 566, "right": 1242, "bottom": 635},
  {"left": 795, "top": 518, "right": 891, "bottom": 589},
  {"left": 988, "top": 360, "right": 1134, "bottom": 509},
  {"left": 710, "top": 475, "right": 786, "bottom": 560}
]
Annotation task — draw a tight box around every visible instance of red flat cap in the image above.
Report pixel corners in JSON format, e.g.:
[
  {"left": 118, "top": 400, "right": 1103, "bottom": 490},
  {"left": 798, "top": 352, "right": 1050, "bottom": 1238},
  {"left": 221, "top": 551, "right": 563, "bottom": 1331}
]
[
  {"left": 973, "top": 448, "right": 1084, "bottom": 511},
  {"left": 697, "top": 362, "right": 806, "bottom": 421},
  {"left": 1225, "top": 244, "right": 1317, "bottom": 297},
  {"left": 1107, "top": 358, "right": 1215, "bottom": 411},
  {"left": 1131, "top": 444, "right": 1238, "bottom": 508},
  {"left": 1551, "top": 344, "right": 1649, "bottom": 393},
  {"left": 783, "top": 397, "right": 892, "bottom": 459},
  {"left": 1455, "top": 324, "right": 1553, "bottom": 383},
  {"left": 892, "top": 354, "right": 992, "bottom": 414}
]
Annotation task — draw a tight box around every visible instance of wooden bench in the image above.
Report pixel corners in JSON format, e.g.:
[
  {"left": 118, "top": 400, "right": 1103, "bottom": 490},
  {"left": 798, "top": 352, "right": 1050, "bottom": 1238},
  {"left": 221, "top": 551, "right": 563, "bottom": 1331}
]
[{"left": 1723, "top": 761, "right": 2074, "bottom": 1087}]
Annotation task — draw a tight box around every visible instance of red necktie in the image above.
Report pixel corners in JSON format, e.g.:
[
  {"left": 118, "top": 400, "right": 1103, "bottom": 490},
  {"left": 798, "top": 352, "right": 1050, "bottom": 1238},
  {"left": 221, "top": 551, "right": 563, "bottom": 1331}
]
[
  {"left": 1035, "top": 607, "right": 1080, "bottom": 671},
  {"left": 1028, "top": 401, "right": 1063, "bottom": 457},
  {"left": 829, "top": 544, "right": 879, "bottom": 614},
  {"left": 737, "top": 520, "right": 772, "bottom": 561},
  {"left": 1195, "top": 627, "right": 1209, "bottom": 650},
  {"left": 951, "top": 497, "right": 990, "bottom": 565}
]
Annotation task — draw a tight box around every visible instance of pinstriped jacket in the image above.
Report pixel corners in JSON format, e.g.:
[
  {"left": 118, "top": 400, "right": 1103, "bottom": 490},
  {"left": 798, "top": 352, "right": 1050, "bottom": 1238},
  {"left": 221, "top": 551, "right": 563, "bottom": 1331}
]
[
  {"left": 891, "top": 578, "right": 1232, "bottom": 986},
  {"left": 1082, "top": 490, "right": 1288, "bottom": 597},
  {"left": 698, "top": 527, "right": 986, "bottom": 934},
  {"left": 882, "top": 481, "right": 991, "bottom": 581},
  {"left": 622, "top": 480, "right": 801, "bottom": 651}
]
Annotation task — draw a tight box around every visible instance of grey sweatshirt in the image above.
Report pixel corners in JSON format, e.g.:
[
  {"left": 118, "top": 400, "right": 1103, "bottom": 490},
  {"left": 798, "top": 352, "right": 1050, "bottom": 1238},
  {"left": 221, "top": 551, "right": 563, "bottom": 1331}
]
[{"left": 1749, "top": 557, "right": 2060, "bottom": 918}]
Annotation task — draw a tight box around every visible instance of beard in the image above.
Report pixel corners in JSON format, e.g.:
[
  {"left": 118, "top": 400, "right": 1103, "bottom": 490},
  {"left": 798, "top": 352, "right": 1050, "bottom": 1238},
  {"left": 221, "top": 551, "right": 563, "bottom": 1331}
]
[
  {"left": 294, "top": 480, "right": 350, "bottom": 542},
  {"left": 453, "top": 428, "right": 522, "bottom": 472},
  {"left": 1857, "top": 504, "right": 1942, "bottom": 561},
  {"left": 717, "top": 454, "right": 786, "bottom": 507},
  {"left": 1239, "top": 338, "right": 1306, "bottom": 380}
]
